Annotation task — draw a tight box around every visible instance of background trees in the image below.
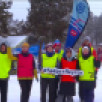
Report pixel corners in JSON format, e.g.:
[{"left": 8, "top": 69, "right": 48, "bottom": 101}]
[
  {"left": 0, "top": 0, "right": 102, "bottom": 48},
  {"left": 0, "top": 1, "right": 12, "bottom": 36},
  {"left": 26, "top": 0, "right": 73, "bottom": 42}
]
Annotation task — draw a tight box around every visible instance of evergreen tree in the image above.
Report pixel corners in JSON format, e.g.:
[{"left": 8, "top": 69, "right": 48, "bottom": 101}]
[
  {"left": 27, "top": 0, "right": 73, "bottom": 42},
  {"left": 0, "top": 1, "right": 12, "bottom": 36}
]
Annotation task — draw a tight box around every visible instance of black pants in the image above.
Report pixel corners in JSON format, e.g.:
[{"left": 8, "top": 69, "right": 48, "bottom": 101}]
[
  {"left": 79, "top": 87, "right": 94, "bottom": 102},
  {"left": 40, "top": 78, "right": 56, "bottom": 102},
  {"left": 19, "top": 80, "right": 33, "bottom": 102},
  {"left": 0, "top": 79, "right": 8, "bottom": 102},
  {"left": 55, "top": 78, "right": 59, "bottom": 98},
  {"left": 79, "top": 82, "right": 95, "bottom": 102}
]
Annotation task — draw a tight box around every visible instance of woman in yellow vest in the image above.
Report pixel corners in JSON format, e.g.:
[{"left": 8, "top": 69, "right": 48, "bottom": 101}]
[
  {"left": 40, "top": 42, "right": 58, "bottom": 102},
  {"left": 0, "top": 43, "right": 13, "bottom": 102},
  {"left": 77, "top": 46, "right": 100, "bottom": 102}
]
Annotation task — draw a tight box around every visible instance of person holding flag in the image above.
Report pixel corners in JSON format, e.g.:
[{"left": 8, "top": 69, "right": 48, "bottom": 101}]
[
  {"left": 39, "top": 42, "right": 58, "bottom": 102},
  {"left": 77, "top": 46, "right": 100, "bottom": 102},
  {"left": 56, "top": 48, "right": 77, "bottom": 102}
]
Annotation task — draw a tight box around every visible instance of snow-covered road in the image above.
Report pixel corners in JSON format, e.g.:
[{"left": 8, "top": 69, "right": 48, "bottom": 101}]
[{"left": 8, "top": 68, "right": 102, "bottom": 102}]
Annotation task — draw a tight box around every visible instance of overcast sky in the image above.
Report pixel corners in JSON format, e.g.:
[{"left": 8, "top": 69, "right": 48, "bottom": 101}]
[{"left": 9, "top": 0, "right": 102, "bottom": 21}]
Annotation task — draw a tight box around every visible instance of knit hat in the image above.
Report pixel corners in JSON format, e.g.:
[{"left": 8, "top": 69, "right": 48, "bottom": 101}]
[
  {"left": 53, "top": 39, "right": 61, "bottom": 48},
  {"left": 46, "top": 42, "right": 53, "bottom": 48},
  {"left": 22, "top": 42, "right": 30, "bottom": 48},
  {"left": 82, "top": 46, "right": 89, "bottom": 52},
  {"left": 83, "top": 36, "right": 91, "bottom": 42},
  {"left": 46, "top": 42, "right": 53, "bottom": 51}
]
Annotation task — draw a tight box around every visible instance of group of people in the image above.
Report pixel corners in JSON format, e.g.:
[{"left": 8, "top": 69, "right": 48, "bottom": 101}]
[
  {"left": 0, "top": 36, "right": 100, "bottom": 102},
  {"left": 0, "top": 42, "right": 38, "bottom": 102}
]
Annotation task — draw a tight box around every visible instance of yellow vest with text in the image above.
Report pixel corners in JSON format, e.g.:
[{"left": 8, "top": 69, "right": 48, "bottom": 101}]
[
  {"left": 41, "top": 54, "right": 58, "bottom": 78},
  {"left": 78, "top": 47, "right": 93, "bottom": 58},
  {"left": 79, "top": 56, "right": 95, "bottom": 81},
  {"left": 0, "top": 53, "right": 11, "bottom": 78}
]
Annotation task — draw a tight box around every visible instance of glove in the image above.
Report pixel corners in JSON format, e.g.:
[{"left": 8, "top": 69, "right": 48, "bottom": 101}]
[{"left": 34, "top": 69, "right": 38, "bottom": 79}]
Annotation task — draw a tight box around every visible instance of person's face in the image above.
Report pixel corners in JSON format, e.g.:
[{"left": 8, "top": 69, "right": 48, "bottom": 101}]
[
  {"left": 83, "top": 48, "right": 89, "bottom": 55},
  {"left": 47, "top": 46, "right": 53, "bottom": 52},
  {"left": 22, "top": 46, "right": 29, "bottom": 52},
  {"left": 66, "top": 51, "right": 72, "bottom": 58},
  {"left": 55, "top": 45, "right": 61, "bottom": 51},
  {"left": 1, "top": 45, "right": 6, "bottom": 52},
  {"left": 83, "top": 40, "right": 89, "bottom": 46}
]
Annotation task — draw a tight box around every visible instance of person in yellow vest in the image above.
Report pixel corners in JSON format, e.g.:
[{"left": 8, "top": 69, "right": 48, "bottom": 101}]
[
  {"left": 77, "top": 46, "right": 100, "bottom": 102},
  {"left": 78, "top": 36, "right": 99, "bottom": 101},
  {"left": 78, "top": 36, "right": 97, "bottom": 59},
  {"left": 0, "top": 43, "right": 14, "bottom": 102},
  {"left": 40, "top": 42, "right": 58, "bottom": 102}
]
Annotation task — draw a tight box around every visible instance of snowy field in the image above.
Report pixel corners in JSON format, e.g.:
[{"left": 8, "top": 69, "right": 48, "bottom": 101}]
[{"left": 8, "top": 67, "right": 102, "bottom": 102}]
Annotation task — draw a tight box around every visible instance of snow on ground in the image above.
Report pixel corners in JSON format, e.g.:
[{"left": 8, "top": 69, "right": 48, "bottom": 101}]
[
  {"left": 8, "top": 67, "right": 102, "bottom": 102},
  {"left": 8, "top": 76, "right": 40, "bottom": 102}
]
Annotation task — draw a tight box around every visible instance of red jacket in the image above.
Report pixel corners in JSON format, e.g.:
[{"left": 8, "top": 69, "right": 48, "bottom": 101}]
[
  {"left": 61, "top": 58, "right": 77, "bottom": 82},
  {"left": 17, "top": 54, "right": 34, "bottom": 78}
]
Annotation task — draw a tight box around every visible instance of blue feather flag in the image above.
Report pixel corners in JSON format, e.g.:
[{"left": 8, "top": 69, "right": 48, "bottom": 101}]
[{"left": 65, "top": 0, "right": 90, "bottom": 48}]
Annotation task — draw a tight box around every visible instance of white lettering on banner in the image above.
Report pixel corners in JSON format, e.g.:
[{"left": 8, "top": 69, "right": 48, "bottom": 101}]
[{"left": 42, "top": 68, "right": 84, "bottom": 76}]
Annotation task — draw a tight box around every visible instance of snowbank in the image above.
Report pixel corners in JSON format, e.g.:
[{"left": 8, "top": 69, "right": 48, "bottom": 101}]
[{"left": 8, "top": 67, "right": 102, "bottom": 102}]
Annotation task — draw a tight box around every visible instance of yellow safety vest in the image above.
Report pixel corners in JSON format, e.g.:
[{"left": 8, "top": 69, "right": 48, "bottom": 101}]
[
  {"left": 58, "top": 49, "right": 64, "bottom": 61},
  {"left": 41, "top": 54, "right": 58, "bottom": 78},
  {"left": 79, "top": 56, "right": 95, "bottom": 81},
  {"left": 0, "top": 53, "right": 11, "bottom": 78},
  {"left": 78, "top": 47, "right": 93, "bottom": 58}
]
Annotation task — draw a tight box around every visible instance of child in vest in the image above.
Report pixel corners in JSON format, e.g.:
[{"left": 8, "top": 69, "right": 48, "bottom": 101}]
[
  {"left": 56, "top": 48, "right": 77, "bottom": 102},
  {"left": 78, "top": 46, "right": 100, "bottom": 102},
  {"left": 7, "top": 42, "right": 38, "bottom": 102},
  {"left": 40, "top": 42, "right": 58, "bottom": 102}
]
